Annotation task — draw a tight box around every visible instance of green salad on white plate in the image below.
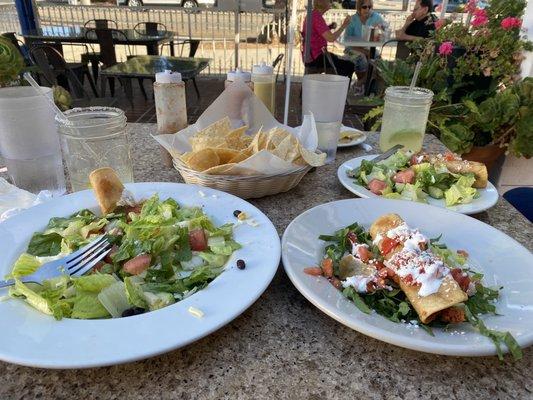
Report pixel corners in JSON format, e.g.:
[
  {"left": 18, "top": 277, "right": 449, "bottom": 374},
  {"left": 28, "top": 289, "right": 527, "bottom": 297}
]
[
  {"left": 6, "top": 194, "right": 240, "bottom": 320},
  {"left": 349, "top": 150, "right": 488, "bottom": 207}
]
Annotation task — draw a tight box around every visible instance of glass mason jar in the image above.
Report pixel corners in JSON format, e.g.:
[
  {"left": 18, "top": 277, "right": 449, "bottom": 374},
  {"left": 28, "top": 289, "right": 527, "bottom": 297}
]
[
  {"left": 57, "top": 107, "right": 133, "bottom": 192},
  {"left": 379, "top": 86, "right": 434, "bottom": 152}
]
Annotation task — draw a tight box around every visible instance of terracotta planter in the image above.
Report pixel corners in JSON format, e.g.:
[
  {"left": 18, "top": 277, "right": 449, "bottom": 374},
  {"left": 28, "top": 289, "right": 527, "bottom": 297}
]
[{"left": 462, "top": 144, "right": 506, "bottom": 172}]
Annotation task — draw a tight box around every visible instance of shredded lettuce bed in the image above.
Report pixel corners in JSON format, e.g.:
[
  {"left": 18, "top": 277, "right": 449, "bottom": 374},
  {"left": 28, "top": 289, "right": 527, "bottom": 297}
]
[{"left": 6, "top": 194, "right": 240, "bottom": 320}]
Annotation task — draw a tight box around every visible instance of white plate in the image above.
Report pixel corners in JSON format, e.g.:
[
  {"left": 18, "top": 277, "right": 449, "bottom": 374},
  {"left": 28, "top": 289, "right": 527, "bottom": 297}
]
[
  {"left": 337, "top": 155, "right": 499, "bottom": 215},
  {"left": 282, "top": 198, "right": 533, "bottom": 357},
  {"left": 338, "top": 126, "right": 367, "bottom": 148},
  {"left": 0, "top": 183, "right": 280, "bottom": 369}
]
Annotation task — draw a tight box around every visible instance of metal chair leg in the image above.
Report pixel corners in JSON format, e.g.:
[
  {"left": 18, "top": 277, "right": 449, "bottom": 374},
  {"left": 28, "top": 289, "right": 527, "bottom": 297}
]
[
  {"left": 192, "top": 77, "right": 200, "bottom": 99},
  {"left": 85, "top": 69, "right": 99, "bottom": 97},
  {"left": 137, "top": 78, "right": 147, "bottom": 100}
]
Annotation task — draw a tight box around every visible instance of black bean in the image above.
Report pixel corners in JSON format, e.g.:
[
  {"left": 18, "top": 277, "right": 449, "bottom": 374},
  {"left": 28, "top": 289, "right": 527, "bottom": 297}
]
[
  {"left": 132, "top": 307, "right": 146, "bottom": 315},
  {"left": 233, "top": 210, "right": 242, "bottom": 218},
  {"left": 121, "top": 308, "right": 135, "bottom": 317},
  {"left": 236, "top": 259, "right": 246, "bottom": 269}
]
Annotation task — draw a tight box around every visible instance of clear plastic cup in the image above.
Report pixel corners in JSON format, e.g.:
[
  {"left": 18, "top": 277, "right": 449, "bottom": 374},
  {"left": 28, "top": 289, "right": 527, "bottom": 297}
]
[
  {"left": 302, "top": 74, "right": 350, "bottom": 163},
  {"left": 57, "top": 107, "right": 133, "bottom": 192},
  {"left": 379, "top": 86, "right": 434, "bottom": 152},
  {"left": 0, "top": 86, "right": 66, "bottom": 195}
]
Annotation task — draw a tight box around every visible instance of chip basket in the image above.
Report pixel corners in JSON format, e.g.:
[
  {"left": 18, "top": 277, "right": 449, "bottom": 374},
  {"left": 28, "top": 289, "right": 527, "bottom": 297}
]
[{"left": 173, "top": 157, "right": 313, "bottom": 199}]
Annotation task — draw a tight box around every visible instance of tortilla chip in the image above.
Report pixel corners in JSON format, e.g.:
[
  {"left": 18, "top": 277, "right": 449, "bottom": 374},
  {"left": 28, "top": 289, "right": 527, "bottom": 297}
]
[
  {"left": 228, "top": 151, "right": 251, "bottom": 164},
  {"left": 190, "top": 135, "right": 227, "bottom": 152},
  {"left": 270, "top": 134, "right": 297, "bottom": 161},
  {"left": 298, "top": 144, "right": 327, "bottom": 167},
  {"left": 212, "top": 147, "right": 242, "bottom": 164},
  {"left": 89, "top": 167, "right": 124, "bottom": 214},
  {"left": 185, "top": 148, "right": 221, "bottom": 171},
  {"left": 264, "top": 127, "right": 291, "bottom": 150},
  {"left": 197, "top": 117, "right": 232, "bottom": 137},
  {"left": 202, "top": 163, "right": 237, "bottom": 175},
  {"left": 249, "top": 130, "right": 268, "bottom": 153}
]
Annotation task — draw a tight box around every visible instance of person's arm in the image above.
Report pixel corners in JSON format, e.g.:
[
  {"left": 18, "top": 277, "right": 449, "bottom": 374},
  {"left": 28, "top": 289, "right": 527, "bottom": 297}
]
[
  {"left": 322, "top": 15, "right": 351, "bottom": 42},
  {"left": 395, "top": 31, "right": 422, "bottom": 41}
]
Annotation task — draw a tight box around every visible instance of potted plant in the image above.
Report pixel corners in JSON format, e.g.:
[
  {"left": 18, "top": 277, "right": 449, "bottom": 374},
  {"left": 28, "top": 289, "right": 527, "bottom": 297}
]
[{"left": 364, "top": 0, "right": 532, "bottom": 168}]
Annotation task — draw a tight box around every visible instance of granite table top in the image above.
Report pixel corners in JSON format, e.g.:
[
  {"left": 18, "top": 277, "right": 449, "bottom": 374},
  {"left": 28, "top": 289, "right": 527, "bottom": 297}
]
[{"left": 0, "top": 123, "right": 531, "bottom": 400}]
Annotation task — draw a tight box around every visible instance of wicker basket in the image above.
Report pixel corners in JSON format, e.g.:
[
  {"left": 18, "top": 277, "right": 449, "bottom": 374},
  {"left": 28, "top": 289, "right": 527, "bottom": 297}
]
[{"left": 173, "top": 158, "right": 312, "bottom": 199}]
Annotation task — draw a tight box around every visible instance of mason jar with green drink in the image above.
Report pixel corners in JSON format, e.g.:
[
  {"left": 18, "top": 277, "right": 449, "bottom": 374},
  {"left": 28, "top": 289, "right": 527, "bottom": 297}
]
[{"left": 379, "top": 86, "right": 434, "bottom": 152}]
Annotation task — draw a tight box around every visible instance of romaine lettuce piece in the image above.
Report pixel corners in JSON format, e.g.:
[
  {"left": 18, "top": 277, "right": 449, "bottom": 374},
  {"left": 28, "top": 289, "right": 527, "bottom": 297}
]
[
  {"left": 144, "top": 292, "right": 175, "bottom": 311},
  {"left": 398, "top": 182, "right": 427, "bottom": 203},
  {"left": 27, "top": 232, "right": 63, "bottom": 257},
  {"left": 444, "top": 175, "right": 478, "bottom": 206},
  {"left": 72, "top": 274, "right": 117, "bottom": 292},
  {"left": 71, "top": 293, "right": 110, "bottom": 319},
  {"left": 377, "top": 150, "right": 410, "bottom": 170},
  {"left": 10, "top": 280, "right": 52, "bottom": 315},
  {"left": 124, "top": 276, "right": 148, "bottom": 309},
  {"left": 97, "top": 281, "right": 130, "bottom": 318},
  {"left": 9, "top": 253, "right": 42, "bottom": 278}
]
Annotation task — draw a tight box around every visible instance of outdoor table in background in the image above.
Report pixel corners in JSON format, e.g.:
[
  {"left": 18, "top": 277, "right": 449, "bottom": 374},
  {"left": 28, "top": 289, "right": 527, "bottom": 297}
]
[
  {"left": 99, "top": 55, "right": 210, "bottom": 101},
  {"left": 21, "top": 25, "right": 174, "bottom": 56},
  {"left": 0, "top": 123, "right": 531, "bottom": 399}
]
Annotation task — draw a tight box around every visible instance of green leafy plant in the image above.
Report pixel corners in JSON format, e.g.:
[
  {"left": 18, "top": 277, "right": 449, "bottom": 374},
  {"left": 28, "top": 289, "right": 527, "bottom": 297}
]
[{"left": 0, "top": 36, "right": 24, "bottom": 87}]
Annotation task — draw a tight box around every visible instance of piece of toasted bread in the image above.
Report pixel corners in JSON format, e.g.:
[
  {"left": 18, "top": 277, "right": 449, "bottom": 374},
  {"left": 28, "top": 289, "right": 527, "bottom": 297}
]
[{"left": 89, "top": 167, "right": 124, "bottom": 215}]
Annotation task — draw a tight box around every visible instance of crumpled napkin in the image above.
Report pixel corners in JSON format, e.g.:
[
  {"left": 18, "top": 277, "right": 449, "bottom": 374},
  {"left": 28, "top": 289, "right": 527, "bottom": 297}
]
[{"left": 0, "top": 178, "right": 57, "bottom": 222}]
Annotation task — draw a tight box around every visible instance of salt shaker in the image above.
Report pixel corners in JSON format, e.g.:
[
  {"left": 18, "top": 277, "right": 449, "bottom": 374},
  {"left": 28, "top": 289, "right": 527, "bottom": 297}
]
[{"left": 153, "top": 70, "right": 187, "bottom": 166}]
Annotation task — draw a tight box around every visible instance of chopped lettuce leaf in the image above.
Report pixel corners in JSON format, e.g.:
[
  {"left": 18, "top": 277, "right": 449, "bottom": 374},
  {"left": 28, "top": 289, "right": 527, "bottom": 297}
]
[
  {"left": 397, "top": 182, "right": 427, "bottom": 203},
  {"left": 124, "top": 276, "right": 148, "bottom": 309},
  {"left": 9, "top": 253, "right": 42, "bottom": 278},
  {"left": 27, "top": 232, "right": 63, "bottom": 256},
  {"left": 377, "top": 150, "right": 410, "bottom": 170},
  {"left": 444, "top": 175, "right": 478, "bottom": 206},
  {"left": 97, "top": 281, "right": 130, "bottom": 318},
  {"left": 11, "top": 280, "right": 52, "bottom": 315},
  {"left": 72, "top": 274, "right": 117, "bottom": 292},
  {"left": 71, "top": 293, "right": 110, "bottom": 319},
  {"left": 144, "top": 291, "right": 175, "bottom": 311}
]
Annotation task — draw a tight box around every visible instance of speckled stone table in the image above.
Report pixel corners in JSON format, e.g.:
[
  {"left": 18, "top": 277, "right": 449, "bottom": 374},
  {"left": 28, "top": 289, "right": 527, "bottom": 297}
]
[{"left": 1, "top": 123, "right": 531, "bottom": 400}]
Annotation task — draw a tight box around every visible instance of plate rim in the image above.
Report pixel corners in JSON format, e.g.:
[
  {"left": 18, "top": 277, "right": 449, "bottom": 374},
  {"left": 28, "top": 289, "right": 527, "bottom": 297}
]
[
  {"left": 0, "top": 182, "right": 281, "bottom": 369},
  {"left": 281, "top": 197, "right": 533, "bottom": 357},
  {"left": 337, "top": 155, "right": 499, "bottom": 215}
]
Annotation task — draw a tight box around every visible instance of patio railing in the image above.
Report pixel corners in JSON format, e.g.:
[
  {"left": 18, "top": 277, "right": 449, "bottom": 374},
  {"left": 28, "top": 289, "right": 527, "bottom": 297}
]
[{"left": 0, "top": 3, "right": 456, "bottom": 77}]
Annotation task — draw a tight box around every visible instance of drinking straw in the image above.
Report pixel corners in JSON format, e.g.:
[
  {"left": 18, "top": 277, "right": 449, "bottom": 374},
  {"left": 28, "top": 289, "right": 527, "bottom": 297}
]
[
  {"left": 409, "top": 62, "right": 422, "bottom": 94},
  {"left": 23, "top": 72, "right": 102, "bottom": 165}
]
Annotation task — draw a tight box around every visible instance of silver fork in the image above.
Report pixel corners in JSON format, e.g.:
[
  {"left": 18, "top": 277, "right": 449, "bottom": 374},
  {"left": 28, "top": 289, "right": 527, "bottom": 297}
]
[{"left": 0, "top": 236, "right": 112, "bottom": 289}]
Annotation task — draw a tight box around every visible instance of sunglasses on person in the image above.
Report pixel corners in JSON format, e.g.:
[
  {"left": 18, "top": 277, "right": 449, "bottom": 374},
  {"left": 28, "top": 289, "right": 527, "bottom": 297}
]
[{"left": 361, "top": 5, "right": 373, "bottom": 9}]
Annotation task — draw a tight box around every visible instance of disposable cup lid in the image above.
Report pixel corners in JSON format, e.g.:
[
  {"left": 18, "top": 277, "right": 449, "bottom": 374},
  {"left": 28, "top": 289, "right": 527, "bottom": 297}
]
[
  {"left": 252, "top": 61, "right": 273, "bottom": 75},
  {"left": 155, "top": 70, "right": 182, "bottom": 83}
]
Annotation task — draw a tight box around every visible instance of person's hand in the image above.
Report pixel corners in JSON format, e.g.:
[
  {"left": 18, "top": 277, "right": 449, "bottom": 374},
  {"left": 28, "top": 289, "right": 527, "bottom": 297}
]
[
  {"left": 395, "top": 29, "right": 406, "bottom": 40},
  {"left": 406, "top": 13, "right": 415, "bottom": 24},
  {"left": 342, "top": 15, "right": 352, "bottom": 28}
]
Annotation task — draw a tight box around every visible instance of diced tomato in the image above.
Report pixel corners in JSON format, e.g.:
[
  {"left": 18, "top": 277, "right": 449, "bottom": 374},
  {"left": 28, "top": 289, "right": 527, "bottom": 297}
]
[
  {"left": 380, "top": 237, "right": 399, "bottom": 255},
  {"left": 457, "top": 249, "right": 469, "bottom": 258},
  {"left": 189, "top": 228, "right": 208, "bottom": 251},
  {"left": 357, "top": 246, "right": 372, "bottom": 263},
  {"left": 321, "top": 258, "right": 333, "bottom": 278},
  {"left": 330, "top": 277, "right": 342, "bottom": 289},
  {"left": 451, "top": 268, "right": 471, "bottom": 292},
  {"left": 393, "top": 169, "right": 415, "bottom": 184},
  {"left": 403, "top": 274, "right": 414, "bottom": 285},
  {"left": 368, "top": 179, "right": 388, "bottom": 195},
  {"left": 304, "top": 267, "right": 323, "bottom": 276},
  {"left": 410, "top": 154, "right": 422, "bottom": 166},
  {"left": 374, "top": 260, "right": 386, "bottom": 270},
  {"left": 93, "top": 261, "right": 105, "bottom": 273},
  {"left": 444, "top": 152, "right": 456, "bottom": 161},
  {"left": 346, "top": 231, "right": 357, "bottom": 244},
  {"left": 104, "top": 244, "right": 119, "bottom": 264},
  {"left": 123, "top": 254, "right": 152, "bottom": 275}
]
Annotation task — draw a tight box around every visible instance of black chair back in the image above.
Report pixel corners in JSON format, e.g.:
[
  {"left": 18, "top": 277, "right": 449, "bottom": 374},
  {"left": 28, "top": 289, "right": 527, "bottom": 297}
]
[
  {"left": 134, "top": 22, "right": 167, "bottom": 36},
  {"left": 84, "top": 19, "right": 118, "bottom": 29},
  {"left": 86, "top": 28, "right": 129, "bottom": 68}
]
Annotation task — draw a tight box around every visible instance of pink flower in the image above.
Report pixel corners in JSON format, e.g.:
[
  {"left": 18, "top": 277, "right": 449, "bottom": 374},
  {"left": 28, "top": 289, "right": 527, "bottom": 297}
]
[
  {"left": 439, "top": 41, "right": 454, "bottom": 56},
  {"left": 501, "top": 17, "right": 522, "bottom": 30},
  {"left": 435, "top": 19, "right": 446, "bottom": 30},
  {"left": 465, "top": 0, "right": 477, "bottom": 14},
  {"left": 471, "top": 9, "right": 489, "bottom": 27}
]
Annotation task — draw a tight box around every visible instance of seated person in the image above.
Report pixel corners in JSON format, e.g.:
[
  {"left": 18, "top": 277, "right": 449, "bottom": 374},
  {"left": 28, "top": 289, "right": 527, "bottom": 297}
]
[
  {"left": 343, "top": 0, "right": 386, "bottom": 91},
  {"left": 395, "top": 0, "right": 437, "bottom": 41},
  {"left": 302, "top": 0, "right": 355, "bottom": 79}
]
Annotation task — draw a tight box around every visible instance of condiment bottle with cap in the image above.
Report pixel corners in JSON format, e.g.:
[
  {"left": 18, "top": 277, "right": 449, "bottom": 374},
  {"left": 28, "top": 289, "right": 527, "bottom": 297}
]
[
  {"left": 225, "top": 68, "right": 253, "bottom": 90},
  {"left": 251, "top": 61, "right": 275, "bottom": 114},
  {"left": 153, "top": 70, "right": 187, "bottom": 135}
]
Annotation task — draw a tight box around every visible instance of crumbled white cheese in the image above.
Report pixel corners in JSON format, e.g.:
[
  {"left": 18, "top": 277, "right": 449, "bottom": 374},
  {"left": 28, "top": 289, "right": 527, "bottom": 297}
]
[
  {"left": 188, "top": 306, "right": 204, "bottom": 318},
  {"left": 198, "top": 190, "right": 206, "bottom": 198}
]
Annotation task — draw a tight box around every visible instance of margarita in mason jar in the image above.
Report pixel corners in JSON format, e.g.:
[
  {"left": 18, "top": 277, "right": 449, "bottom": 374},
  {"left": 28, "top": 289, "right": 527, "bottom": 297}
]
[{"left": 379, "top": 86, "right": 433, "bottom": 152}]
